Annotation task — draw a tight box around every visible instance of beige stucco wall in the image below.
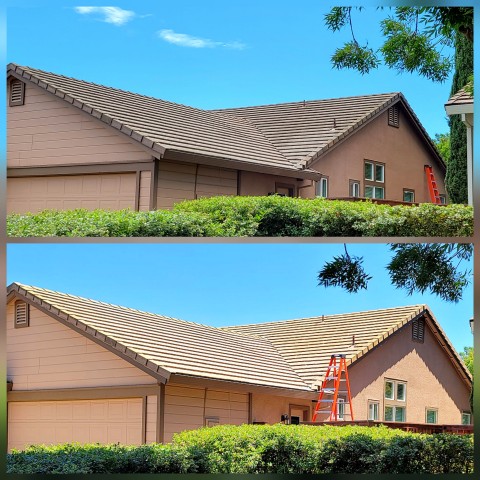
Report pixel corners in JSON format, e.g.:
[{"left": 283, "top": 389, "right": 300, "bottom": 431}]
[
  {"left": 348, "top": 321, "right": 470, "bottom": 424},
  {"left": 238, "top": 171, "right": 301, "bottom": 196},
  {"left": 306, "top": 107, "right": 446, "bottom": 203},
  {"left": 6, "top": 301, "right": 157, "bottom": 390},
  {"left": 7, "top": 81, "right": 151, "bottom": 168},
  {"left": 163, "top": 383, "right": 249, "bottom": 442},
  {"left": 156, "top": 161, "right": 238, "bottom": 209}
]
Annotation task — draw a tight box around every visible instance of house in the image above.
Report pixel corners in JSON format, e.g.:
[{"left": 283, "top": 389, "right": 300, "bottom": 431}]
[
  {"left": 445, "top": 88, "right": 474, "bottom": 205},
  {"left": 6, "top": 283, "right": 472, "bottom": 452},
  {"left": 7, "top": 64, "right": 447, "bottom": 214}
]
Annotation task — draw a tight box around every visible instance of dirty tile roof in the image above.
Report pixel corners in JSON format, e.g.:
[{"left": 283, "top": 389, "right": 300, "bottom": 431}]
[
  {"left": 213, "top": 94, "right": 401, "bottom": 165},
  {"left": 8, "top": 283, "right": 470, "bottom": 391},
  {"left": 8, "top": 283, "right": 309, "bottom": 392},
  {"left": 446, "top": 87, "right": 473, "bottom": 106},
  {"left": 8, "top": 63, "right": 443, "bottom": 173},
  {"left": 223, "top": 305, "right": 471, "bottom": 386}
]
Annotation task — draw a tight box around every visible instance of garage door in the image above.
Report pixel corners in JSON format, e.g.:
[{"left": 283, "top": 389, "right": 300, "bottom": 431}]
[
  {"left": 8, "top": 398, "right": 143, "bottom": 452},
  {"left": 7, "top": 173, "right": 137, "bottom": 214}
]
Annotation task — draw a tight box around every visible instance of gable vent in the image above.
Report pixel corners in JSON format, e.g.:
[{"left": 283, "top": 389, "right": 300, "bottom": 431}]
[
  {"left": 412, "top": 317, "right": 425, "bottom": 343},
  {"left": 388, "top": 105, "right": 399, "bottom": 127},
  {"left": 10, "top": 80, "right": 25, "bottom": 106},
  {"left": 14, "top": 300, "right": 30, "bottom": 328}
]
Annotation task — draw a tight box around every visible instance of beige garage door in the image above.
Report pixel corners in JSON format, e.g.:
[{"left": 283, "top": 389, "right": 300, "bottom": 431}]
[
  {"left": 8, "top": 398, "right": 143, "bottom": 452},
  {"left": 7, "top": 173, "right": 137, "bottom": 214}
]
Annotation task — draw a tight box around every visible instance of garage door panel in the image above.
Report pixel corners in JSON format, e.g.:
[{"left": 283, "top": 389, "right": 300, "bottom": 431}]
[
  {"left": 8, "top": 173, "right": 137, "bottom": 214},
  {"left": 8, "top": 398, "right": 143, "bottom": 451}
]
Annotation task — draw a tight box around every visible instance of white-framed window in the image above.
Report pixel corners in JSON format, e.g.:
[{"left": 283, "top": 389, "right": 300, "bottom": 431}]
[
  {"left": 368, "top": 401, "right": 379, "bottom": 421},
  {"left": 315, "top": 177, "right": 328, "bottom": 198},
  {"left": 426, "top": 408, "right": 438, "bottom": 424},
  {"left": 350, "top": 180, "right": 360, "bottom": 198},
  {"left": 439, "top": 194, "right": 447, "bottom": 204},
  {"left": 403, "top": 190, "right": 415, "bottom": 203},
  {"left": 462, "top": 412, "right": 472, "bottom": 425},
  {"left": 365, "top": 186, "right": 385, "bottom": 199},
  {"left": 365, "top": 162, "right": 384, "bottom": 183},
  {"left": 337, "top": 398, "right": 345, "bottom": 420},
  {"left": 385, "top": 379, "right": 407, "bottom": 401},
  {"left": 385, "top": 405, "right": 406, "bottom": 422}
]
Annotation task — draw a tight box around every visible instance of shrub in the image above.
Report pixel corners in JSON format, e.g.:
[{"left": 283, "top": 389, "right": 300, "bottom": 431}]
[
  {"left": 6, "top": 425, "right": 474, "bottom": 474},
  {"left": 7, "top": 197, "right": 473, "bottom": 237}
]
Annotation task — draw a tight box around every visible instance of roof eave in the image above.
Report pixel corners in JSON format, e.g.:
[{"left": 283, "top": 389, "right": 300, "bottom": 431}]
[
  {"left": 445, "top": 103, "right": 474, "bottom": 116},
  {"left": 7, "top": 283, "right": 171, "bottom": 384}
]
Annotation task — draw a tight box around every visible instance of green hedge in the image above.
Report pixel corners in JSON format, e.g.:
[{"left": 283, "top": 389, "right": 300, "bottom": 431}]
[
  {"left": 7, "top": 424, "right": 474, "bottom": 474},
  {"left": 7, "top": 196, "right": 473, "bottom": 237}
]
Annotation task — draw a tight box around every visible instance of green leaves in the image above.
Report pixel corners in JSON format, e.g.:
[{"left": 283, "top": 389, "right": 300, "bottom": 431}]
[
  {"left": 325, "top": 7, "right": 472, "bottom": 82},
  {"left": 318, "top": 252, "right": 372, "bottom": 293},
  {"left": 387, "top": 244, "right": 472, "bottom": 303}
]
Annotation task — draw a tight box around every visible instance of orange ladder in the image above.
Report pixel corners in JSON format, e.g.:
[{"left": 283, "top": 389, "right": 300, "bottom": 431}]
[
  {"left": 312, "top": 354, "right": 354, "bottom": 421},
  {"left": 424, "top": 165, "right": 441, "bottom": 204}
]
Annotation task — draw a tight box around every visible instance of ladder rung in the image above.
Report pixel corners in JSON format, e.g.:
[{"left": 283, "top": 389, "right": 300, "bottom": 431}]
[{"left": 318, "top": 399, "right": 335, "bottom": 403}]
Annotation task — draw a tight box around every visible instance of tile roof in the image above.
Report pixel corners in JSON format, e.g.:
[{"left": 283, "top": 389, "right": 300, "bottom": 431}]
[
  {"left": 8, "top": 283, "right": 470, "bottom": 391},
  {"left": 8, "top": 63, "right": 443, "bottom": 173},
  {"left": 222, "top": 305, "right": 471, "bottom": 387},
  {"left": 8, "top": 283, "right": 309, "bottom": 392},
  {"left": 446, "top": 87, "right": 473, "bottom": 107}
]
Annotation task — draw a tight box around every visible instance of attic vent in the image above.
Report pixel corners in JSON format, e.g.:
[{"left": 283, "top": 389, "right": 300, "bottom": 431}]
[
  {"left": 388, "top": 106, "right": 399, "bottom": 128},
  {"left": 9, "top": 80, "right": 25, "bottom": 107},
  {"left": 14, "top": 300, "right": 30, "bottom": 328},
  {"left": 412, "top": 317, "right": 425, "bottom": 343}
]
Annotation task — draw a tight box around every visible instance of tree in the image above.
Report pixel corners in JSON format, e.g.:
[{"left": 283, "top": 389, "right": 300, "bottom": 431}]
[
  {"left": 317, "top": 243, "right": 472, "bottom": 303},
  {"left": 445, "top": 32, "right": 473, "bottom": 204},
  {"left": 460, "top": 346, "right": 473, "bottom": 376},
  {"left": 433, "top": 132, "right": 450, "bottom": 164},
  {"left": 325, "top": 7, "right": 473, "bottom": 82}
]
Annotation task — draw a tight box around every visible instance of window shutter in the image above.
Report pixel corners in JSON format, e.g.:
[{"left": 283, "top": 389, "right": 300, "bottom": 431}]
[
  {"left": 10, "top": 80, "right": 25, "bottom": 106},
  {"left": 14, "top": 300, "right": 29, "bottom": 328},
  {"left": 388, "top": 106, "right": 399, "bottom": 127},
  {"left": 412, "top": 318, "right": 425, "bottom": 343}
]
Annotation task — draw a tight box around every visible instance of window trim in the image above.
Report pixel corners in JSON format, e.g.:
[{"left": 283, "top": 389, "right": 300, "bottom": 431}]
[
  {"left": 315, "top": 176, "right": 329, "bottom": 198},
  {"left": 396, "top": 382, "right": 406, "bottom": 402},
  {"left": 403, "top": 189, "right": 415, "bottom": 203},
  {"left": 384, "top": 405, "right": 406, "bottom": 422},
  {"left": 337, "top": 397, "right": 345, "bottom": 420},
  {"left": 384, "top": 380, "right": 395, "bottom": 400},
  {"left": 349, "top": 179, "right": 360, "bottom": 198},
  {"left": 461, "top": 411, "right": 472, "bottom": 425},
  {"left": 425, "top": 408, "right": 438, "bottom": 424},
  {"left": 364, "top": 160, "right": 386, "bottom": 199},
  {"left": 367, "top": 400, "right": 379, "bottom": 421}
]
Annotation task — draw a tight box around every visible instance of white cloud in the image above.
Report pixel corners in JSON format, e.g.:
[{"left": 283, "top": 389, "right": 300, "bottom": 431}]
[
  {"left": 74, "top": 6, "right": 136, "bottom": 26},
  {"left": 158, "top": 29, "right": 245, "bottom": 50}
]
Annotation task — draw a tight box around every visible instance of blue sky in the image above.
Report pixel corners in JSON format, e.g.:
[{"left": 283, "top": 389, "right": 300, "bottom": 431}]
[
  {"left": 6, "top": 1, "right": 457, "bottom": 137},
  {"left": 7, "top": 243, "right": 473, "bottom": 352}
]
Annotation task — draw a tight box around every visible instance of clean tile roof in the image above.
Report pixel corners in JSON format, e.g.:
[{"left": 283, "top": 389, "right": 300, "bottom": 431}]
[
  {"left": 8, "top": 283, "right": 470, "bottom": 391},
  {"left": 8, "top": 63, "right": 444, "bottom": 173}
]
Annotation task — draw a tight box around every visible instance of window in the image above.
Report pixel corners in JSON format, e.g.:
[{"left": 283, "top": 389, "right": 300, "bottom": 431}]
[
  {"left": 384, "top": 405, "right": 405, "bottom": 422},
  {"left": 396, "top": 383, "right": 406, "bottom": 402},
  {"left": 350, "top": 180, "right": 360, "bottom": 198},
  {"left": 388, "top": 106, "right": 399, "bottom": 127},
  {"left": 384, "top": 381, "right": 394, "bottom": 400},
  {"left": 14, "top": 300, "right": 29, "bottom": 328},
  {"left": 337, "top": 398, "right": 345, "bottom": 420},
  {"left": 412, "top": 318, "right": 425, "bottom": 343},
  {"left": 462, "top": 412, "right": 471, "bottom": 425},
  {"left": 384, "top": 379, "right": 407, "bottom": 422},
  {"left": 426, "top": 409, "right": 438, "bottom": 424},
  {"left": 315, "top": 177, "right": 328, "bottom": 198},
  {"left": 9, "top": 79, "right": 25, "bottom": 106},
  {"left": 365, "top": 186, "right": 385, "bottom": 199},
  {"left": 368, "top": 401, "right": 379, "bottom": 421},
  {"left": 439, "top": 194, "right": 447, "bottom": 204},
  {"left": 403, "top": 190, "right": 415, "bottom": 203},
  {"left": 364, "top": 161, "right": 385, "bottom": 199}
]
